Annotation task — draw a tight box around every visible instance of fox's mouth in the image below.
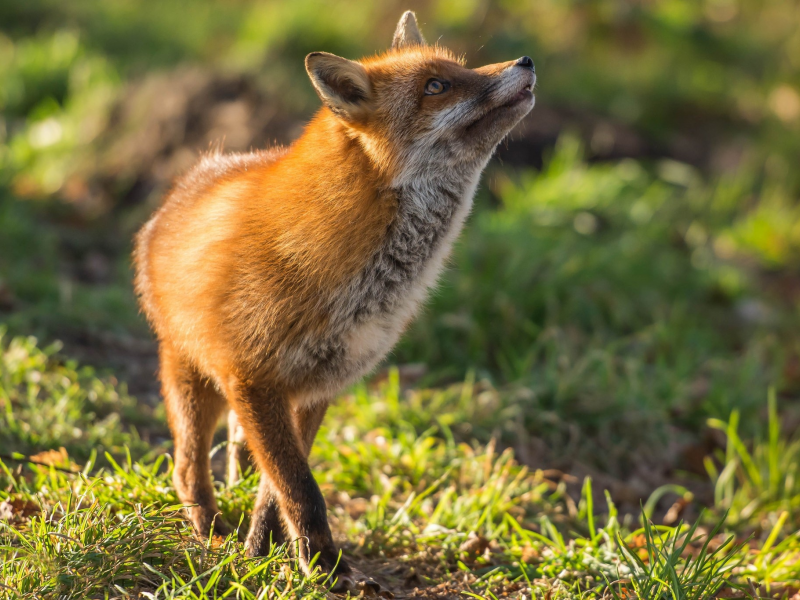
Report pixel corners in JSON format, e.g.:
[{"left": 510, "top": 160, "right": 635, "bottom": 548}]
[
  {"left": 465, "top": 80, "right": 535, "bottom": 132},
  {"left": 502, "top": 76, "right": 537, "bottom": 107},
  {"left": 502, "top": 84, "right": 534, "bottom": 108}
]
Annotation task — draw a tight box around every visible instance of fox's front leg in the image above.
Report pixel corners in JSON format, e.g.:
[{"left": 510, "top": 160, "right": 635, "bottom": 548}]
[
  {"left": 227, "top": 409, "right": 290, "bottom": 551},
  {"left": 237, "top": 401, "right": 329, "bottom": 555},
  {"left": 293, "top": 403, "right": 379, "bottom": 593},
  {"left": 229, "top": 386, "right": 347, "bottom": 575},
  {"left": 231, "top": 388, "right": 378, "bottom": 592}
]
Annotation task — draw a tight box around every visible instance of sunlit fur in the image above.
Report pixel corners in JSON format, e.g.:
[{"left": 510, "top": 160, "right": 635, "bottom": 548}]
[{"left": 133, "top": 11, "right": 535, "bottom": 591}]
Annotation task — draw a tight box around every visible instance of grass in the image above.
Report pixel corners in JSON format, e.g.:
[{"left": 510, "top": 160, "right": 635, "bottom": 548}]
[
  {"left": 706, "top": 389, "right": 800, "bottom": 533},
  {"left": 0, "top": 328, "right": 148, "bottom": 461},
  {"left": 610, "top": 515, "right": 746, "bottom": 600},
  {"left": 1, "top": 339, "right": 800, "bottom": 597},
  {"left": 1, "top": 486, "right": 328, "bottom": 598},
  {"left": 0, "top": 190, "right": 144, "bottom": 339}
]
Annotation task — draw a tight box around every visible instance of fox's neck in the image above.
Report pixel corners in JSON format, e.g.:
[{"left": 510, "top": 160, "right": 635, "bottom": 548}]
[
  {"left": 335, "top": 165, "right": 481, "bottom": 329},
  {"left": 290, "top": 112, "right": 393, "bottom": 193},
  {"left": 272, "top": 111, "right": 483, "bottom": 387},
  {"left": 293, "top": 109, "right": 482, "bottom": 200},
  {"left": 287, "top": 110, "right": 482, "bottom": 316}
]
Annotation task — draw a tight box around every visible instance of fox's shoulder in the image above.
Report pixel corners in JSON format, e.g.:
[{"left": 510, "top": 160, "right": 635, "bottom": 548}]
[{"left": 137, "top": 147, "right": 288, "bottom": 284}]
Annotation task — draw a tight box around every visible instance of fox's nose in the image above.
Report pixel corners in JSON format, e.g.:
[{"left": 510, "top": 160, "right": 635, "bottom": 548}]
[{"left": 515, "top": 56, "right": 535, "bottom": 72}]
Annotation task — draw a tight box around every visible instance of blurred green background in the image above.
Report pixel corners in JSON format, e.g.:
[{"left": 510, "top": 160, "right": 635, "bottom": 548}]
[{"left": 2, "top": 0, "right": 800, "bottom": 481}]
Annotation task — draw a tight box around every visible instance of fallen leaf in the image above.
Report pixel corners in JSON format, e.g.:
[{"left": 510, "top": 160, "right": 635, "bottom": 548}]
[
  {"left": 29, "top": 447, "right": 69, "bottom": 467},
  {"left": 521, "top": 544, "right": 540, "bottom": 564},
  {"left": 663, "top": 496, "right": 689, "bottom": 525},
  {"left": 0, "top": 497, "right": 40, "bottom": 522},
  {"left": 459, "top": 531, "right": 490, "bottom": 558},
  {"left": 28, "top": 447, "right": 79, "bottom": 472}
]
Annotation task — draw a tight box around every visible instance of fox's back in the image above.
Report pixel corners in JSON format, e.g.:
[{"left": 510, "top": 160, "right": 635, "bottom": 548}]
[{"left": 135, "top": 149, "right": 278, "bottom": 368}]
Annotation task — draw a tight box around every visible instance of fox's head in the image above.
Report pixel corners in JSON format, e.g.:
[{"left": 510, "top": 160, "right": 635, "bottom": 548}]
[{"left": 305, "top": 11, "right": 536, "bottom": 184}]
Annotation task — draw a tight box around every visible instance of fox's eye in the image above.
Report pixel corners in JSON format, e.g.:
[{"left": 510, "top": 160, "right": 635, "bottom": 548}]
[{"left": 424, "top": 78, "right": 450, "bottom": 95}]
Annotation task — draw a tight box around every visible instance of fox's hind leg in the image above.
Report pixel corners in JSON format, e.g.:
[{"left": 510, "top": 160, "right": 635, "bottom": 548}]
[
  {"left": 226, "top": 410, "right": 250, "bottom": 487},
  {"left": 295, "top": 401, "right": 329, "bottom": 456},
  {"left": 160, "top": 344, "right": 229, "bottom": 538}
]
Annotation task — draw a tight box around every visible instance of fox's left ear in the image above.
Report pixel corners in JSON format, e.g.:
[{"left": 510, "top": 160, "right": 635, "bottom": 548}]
[
  {"left": 305, "top": 52, "right": 372, "bottom": 121},
  {"left": 392, "top": 11, "right": 426, "bottom": 49}
]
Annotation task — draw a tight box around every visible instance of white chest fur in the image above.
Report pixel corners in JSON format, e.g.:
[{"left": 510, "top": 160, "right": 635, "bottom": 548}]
[
  {"left": 344, "top": 177, "right": 478, "bottom": 364},
  {"left": 288, "top": 170, "right": 482, "bottom": 407}
]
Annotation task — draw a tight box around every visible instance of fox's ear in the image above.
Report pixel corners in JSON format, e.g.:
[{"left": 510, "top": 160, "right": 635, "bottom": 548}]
[
  {"left": 392, "top": 11, "right": 426, "bottom": 49},
  {"left": 305, "top": 52, "right": 372, "bottom": 121}
]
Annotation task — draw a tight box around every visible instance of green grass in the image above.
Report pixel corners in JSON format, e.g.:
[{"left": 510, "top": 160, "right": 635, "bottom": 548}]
[
  {"left": 0, "top": 328, "right": 148, "bottom": 461},
  {"left": 1, "top": 485, "right": 328, "bottom": 598},
  {"left": 0, "top": 190, "right": 145, "bottom": 339},
  {"left": 1, "top": 338, "right": 800, "bottom": 598},
  {"left": 609, "top": 515, "right": 746, "bottom": 600},
  {"left": 706, "top": 389, "right": 800, "bottom": 533}
]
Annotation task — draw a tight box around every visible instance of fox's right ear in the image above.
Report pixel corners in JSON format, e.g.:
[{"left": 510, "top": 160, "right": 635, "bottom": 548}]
[
  {"left": 305, "top": 52, "right": 372, "bottom": 122},
  {"left": 392, "top": 11, "right": 426, "bottom": 49}
]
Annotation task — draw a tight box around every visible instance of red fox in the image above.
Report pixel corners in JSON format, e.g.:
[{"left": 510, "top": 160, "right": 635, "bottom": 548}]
[{"left": 134, "top": 11, "right": 535, "bottom": 592}]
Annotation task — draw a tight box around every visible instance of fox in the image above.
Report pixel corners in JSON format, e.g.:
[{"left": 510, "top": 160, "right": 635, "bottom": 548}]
[{"left": 133, "top": 11, "right": 535, "bottom": 592}]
